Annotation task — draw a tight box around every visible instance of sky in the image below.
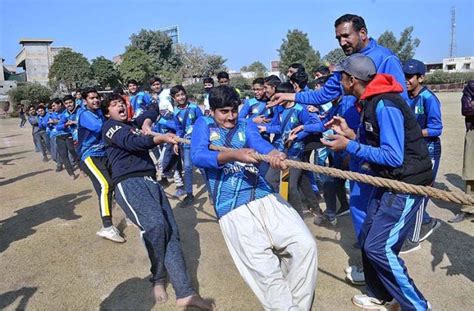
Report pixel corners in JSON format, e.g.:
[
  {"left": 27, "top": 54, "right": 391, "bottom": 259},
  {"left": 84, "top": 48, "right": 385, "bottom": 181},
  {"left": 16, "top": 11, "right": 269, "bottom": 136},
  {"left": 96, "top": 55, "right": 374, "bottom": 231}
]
[{"left": 1, "top": 0, "right": 473, "bottom": 72}]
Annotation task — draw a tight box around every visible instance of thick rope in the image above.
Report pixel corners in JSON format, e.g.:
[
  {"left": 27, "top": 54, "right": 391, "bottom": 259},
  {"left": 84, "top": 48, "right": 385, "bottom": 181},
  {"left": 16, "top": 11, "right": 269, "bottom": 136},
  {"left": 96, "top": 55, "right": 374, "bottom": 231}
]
[{"left": 177, "top": 138, "right": 474, "bottom": 206}]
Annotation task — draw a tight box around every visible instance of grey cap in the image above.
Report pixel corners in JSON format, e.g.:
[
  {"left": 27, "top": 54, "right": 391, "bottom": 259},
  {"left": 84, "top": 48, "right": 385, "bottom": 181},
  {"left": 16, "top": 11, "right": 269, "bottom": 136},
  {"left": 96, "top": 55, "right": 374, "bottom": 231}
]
[{"left": 334, "top": 53, "right": 376, "bottom": 81}]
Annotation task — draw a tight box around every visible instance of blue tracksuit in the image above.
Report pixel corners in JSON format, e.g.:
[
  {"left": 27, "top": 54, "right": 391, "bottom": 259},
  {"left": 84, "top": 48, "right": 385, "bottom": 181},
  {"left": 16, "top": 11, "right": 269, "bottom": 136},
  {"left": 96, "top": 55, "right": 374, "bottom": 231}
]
[
  {"left": 77, "top": 107, "right": 106, "bottom": 161},
  {"left": 191, "top": 117, "right": 275, "bottom": 218},
  {"left": 344, "top": 75, "right": 429, "bottom": 310},
  {"left": 295, "top": 38, "right": 408, "bottom": 106},
  {"left": 409, "top": 86, "right": 443, "bottom": 231},
  {"left": 266, "top": 103, "right": 322, "bottom": 159},
  {"left": 130, "top": 91, "right": 152, "bottom": 119},
  {"left": 175, "top": 102, "right": 204, "bottom": 195},
  {"left": 238, "top": 98, "right": 272, "bottom": 121},
  {"left": 57, "top": 105, "right": 80, "bottom": 142}
]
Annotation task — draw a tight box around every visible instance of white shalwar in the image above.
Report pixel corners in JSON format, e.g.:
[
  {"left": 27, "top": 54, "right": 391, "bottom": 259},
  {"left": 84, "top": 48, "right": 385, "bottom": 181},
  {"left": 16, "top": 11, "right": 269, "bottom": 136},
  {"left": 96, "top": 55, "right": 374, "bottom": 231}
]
[{"left": 219, "top": 193, "right": 318, "bottom": 310}]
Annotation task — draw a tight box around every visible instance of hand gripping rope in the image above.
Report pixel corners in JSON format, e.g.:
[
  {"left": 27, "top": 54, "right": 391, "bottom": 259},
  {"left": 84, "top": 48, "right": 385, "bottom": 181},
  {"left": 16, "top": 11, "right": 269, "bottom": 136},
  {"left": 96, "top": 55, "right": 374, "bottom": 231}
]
[{"left": 177, "top": 138, "right": 474, "bottom": 206}]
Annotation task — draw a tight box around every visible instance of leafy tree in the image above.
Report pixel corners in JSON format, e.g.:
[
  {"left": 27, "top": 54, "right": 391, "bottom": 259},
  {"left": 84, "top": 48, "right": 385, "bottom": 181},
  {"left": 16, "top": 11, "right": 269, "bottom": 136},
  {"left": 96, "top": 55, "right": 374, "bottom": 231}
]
[
  {"left": 48, "top": 49, "right": 92, "bottom": 91},
  {"left": 241, "top": 61, "right": 267, "bottom": 77},
  {"left": 321, "top": 48, "right": 346, "bottom": 66},
  {"left": 278, "top": 29, "right": 320, "bottom": 73},
  {"left": 174, "top": 44, "right": 227, "bottom": 82},
  {"left": 118, "top": 47, "right": 153, "bottom": 84},
  {"left": 204, "top": 55, "right": 227, "bottom": 77},
  {"left": 377, "top": 26, "right": 420, "bottom": 62},
  {"left": 397, "top": 26, "right": 421, "bottom": 62},
  {"left": 8, "top": 82, "right": 52, "bottom": 105},
  {"left": 129, "top": 29, "right": 181, "bottom": 75},
  {"left": 91, "top": 56, "right": 120, "bottom": 89}
]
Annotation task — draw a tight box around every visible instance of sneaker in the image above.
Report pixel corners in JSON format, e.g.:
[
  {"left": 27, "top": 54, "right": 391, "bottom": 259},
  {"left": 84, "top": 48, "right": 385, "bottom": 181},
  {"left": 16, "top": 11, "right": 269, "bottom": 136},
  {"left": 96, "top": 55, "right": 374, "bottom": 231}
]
[
  {"left": 419, "top": 219, "right": 440, "bottom": 242},
  {"left": 55, "top": 166, "right": 63, "bottom": 172},
  {"left": 336, "top": 206, "right": 350, "bottom": 217},
  {"left": 448, "top": 213, "right": 465, "bottom": 223},
  {"left": 313, "top": 214, "right": 323, "bottom": 225},
  {"left": 70, "top": 174, "right": 79, "bottom": 181},
  {"left": 400, "top": 239, "right": 421, "bottom": 254},
  {"left": 96, "top": 226, "right": 126, "bottom": 243},
  {"left": 352, "top": 294, "right": 399, "bottom": 310},
  {"left": 345, "top": 266, "right": 365, "bottom": 285},
  {"left": 159, "top": 177, "right": 170, "bottom": 187},
  {"left": 42, "top": 156, "right": 49, "bottom": 162},
  {"left": 181, "top": 194, "right": 194, "bottom": 207},
  {"left": 322, "top": 215, "right": 337, "bottom": 226},
  {"left": 174, "top": 187, "right": 186, "bottom": 198}
]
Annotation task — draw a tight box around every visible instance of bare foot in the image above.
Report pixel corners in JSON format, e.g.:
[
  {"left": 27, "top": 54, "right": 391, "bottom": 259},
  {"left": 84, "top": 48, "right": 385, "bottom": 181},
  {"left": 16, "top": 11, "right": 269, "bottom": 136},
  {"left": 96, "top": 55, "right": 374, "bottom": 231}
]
[
  {"left": 176, "top": 294, "right": 214, "bottom": 310},
  {"left": 153, "top": 283, "right": 168, "bottom": 304}
]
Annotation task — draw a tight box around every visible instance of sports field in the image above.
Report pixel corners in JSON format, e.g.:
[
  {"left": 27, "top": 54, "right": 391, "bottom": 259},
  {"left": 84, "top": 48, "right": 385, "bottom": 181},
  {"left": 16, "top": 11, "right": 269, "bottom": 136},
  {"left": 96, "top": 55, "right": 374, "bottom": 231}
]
[{"left": 0, "top": 92, "right": 472, "bottom": 310}]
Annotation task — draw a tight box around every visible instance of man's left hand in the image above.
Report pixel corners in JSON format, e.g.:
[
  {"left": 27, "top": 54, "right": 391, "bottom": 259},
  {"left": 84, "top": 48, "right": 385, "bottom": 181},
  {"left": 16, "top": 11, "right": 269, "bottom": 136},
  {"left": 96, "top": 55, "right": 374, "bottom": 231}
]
[{"left": 321, "top": 134, "right": 350, "bottom": 152}]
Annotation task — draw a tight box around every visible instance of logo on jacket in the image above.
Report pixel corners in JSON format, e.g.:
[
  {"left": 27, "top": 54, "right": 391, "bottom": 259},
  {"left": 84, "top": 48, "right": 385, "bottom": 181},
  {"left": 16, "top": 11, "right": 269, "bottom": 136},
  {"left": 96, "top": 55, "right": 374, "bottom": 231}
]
[
  {"left": 365, "top": 121, "right": 374, "bottom": 132},
  {"left": 106, "top": 125, "right": 122, "bottom": 139}
]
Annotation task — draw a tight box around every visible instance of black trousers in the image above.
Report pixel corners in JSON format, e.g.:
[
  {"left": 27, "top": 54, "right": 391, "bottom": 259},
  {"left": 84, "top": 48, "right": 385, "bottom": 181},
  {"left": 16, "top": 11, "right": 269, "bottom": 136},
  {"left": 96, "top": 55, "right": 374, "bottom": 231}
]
[
  {"left": 56, "top": 135, "right": 79, "bottom": 175},
  {"left": 80, "top": 156, "right": 114, "bottom": 227}
]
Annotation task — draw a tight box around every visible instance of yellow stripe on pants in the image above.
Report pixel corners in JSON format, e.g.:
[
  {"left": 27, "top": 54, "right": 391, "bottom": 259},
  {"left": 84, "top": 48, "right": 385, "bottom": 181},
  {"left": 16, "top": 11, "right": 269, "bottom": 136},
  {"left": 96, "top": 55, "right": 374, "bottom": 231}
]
[{"left": 84, "top": 157, "right": 111, "bottom": 217}]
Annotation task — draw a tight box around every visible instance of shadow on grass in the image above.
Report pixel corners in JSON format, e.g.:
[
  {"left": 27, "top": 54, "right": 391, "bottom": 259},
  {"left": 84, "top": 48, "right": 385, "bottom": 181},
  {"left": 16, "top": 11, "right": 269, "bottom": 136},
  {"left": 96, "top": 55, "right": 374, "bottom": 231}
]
[
  {"left": 0, "top": 287, "right": 37, "bottom": 310},
  {"left": 0, "top": 169, "right": 53, "bottom": 186},
  {"left": 0, "top": 190, "right": 91, "bottom": 253}
]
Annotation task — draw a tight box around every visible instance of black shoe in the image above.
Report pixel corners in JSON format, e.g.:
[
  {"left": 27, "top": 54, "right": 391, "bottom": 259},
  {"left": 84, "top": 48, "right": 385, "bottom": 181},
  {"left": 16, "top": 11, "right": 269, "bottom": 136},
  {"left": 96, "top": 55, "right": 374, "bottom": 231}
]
[
  {"left": 181, "top": 194, "right": 194, "bottom": 207},
  {"left": 419, "top": 219, "right": 440, "bottom": 242},
  {"left": 159, "top": 177, "right": 170, "bottom": 187},
  {"left": 55, "top": 166, "right": 63, "bottom": 172},
  {"left": 400, "top": 239, "right": 421, "bottom": 254},
  {"left": 336, "top": 206, "right": 350, "bottom": 217},
  {"left": 352, "top": 241, "right": 361, "bottom": 249},
  {"left": 42, "top": 156, "right": 49, "bottom": 162}
]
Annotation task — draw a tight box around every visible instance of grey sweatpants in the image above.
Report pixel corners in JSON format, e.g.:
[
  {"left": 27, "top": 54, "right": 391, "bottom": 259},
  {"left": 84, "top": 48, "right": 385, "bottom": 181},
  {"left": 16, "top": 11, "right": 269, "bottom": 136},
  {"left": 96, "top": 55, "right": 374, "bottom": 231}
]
[{"left": 219, "top": 194, "right": 318, "bottom": 310}]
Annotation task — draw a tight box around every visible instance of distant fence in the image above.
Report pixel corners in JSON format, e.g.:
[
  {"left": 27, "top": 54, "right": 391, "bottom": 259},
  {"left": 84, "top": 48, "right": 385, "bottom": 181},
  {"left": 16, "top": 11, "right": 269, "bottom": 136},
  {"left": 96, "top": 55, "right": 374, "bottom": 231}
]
[{"left": 427, "top": 82, "right": 465, "bottom": 92}]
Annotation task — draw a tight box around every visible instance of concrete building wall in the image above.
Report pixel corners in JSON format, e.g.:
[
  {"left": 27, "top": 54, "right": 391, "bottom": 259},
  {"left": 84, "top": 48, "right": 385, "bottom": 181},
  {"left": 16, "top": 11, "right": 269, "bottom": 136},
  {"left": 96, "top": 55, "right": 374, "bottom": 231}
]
[
  {"left": 22, "top": 44, "right": 51, "bottom": 86},
  {"left": 443, "top": 56, "right": 473, "bottom": 72}
]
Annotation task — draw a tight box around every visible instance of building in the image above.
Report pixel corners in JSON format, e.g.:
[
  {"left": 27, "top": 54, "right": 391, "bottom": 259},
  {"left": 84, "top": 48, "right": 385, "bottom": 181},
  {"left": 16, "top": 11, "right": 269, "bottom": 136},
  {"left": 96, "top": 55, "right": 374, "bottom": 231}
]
[
  {"left": 15, "top": 38, "right": 69, "bottom": 86},
  {"left": 442, "top": 56, "right": 473, "bottom": 72}
]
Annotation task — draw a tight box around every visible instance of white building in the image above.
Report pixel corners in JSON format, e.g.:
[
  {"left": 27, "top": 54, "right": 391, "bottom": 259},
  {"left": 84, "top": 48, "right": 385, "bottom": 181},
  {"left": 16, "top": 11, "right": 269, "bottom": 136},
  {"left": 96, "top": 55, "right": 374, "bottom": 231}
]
[{"left": 442, "top": 56, "right": 473, "bottom": 72}]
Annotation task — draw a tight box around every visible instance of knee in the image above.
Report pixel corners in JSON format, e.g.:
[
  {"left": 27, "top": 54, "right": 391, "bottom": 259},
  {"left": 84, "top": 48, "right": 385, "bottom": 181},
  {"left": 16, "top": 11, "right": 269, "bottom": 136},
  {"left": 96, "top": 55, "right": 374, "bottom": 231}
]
[
  {"left": 298, "top": 234, "right": 317, "bottom": 256},
  {"left": 363, "top": 240, "right": 385, "bottom": 263}
]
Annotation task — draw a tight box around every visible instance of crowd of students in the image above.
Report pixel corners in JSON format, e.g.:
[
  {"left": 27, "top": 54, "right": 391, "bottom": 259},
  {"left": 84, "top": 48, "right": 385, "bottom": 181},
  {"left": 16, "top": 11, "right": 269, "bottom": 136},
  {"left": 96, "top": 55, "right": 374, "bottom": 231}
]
[{"left": 18, "top": 12, "right": 474, "bottom": 311}]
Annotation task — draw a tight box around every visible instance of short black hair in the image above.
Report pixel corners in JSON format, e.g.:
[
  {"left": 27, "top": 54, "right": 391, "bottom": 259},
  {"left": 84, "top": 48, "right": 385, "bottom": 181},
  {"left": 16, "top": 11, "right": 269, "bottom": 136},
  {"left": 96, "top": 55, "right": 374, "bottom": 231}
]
[
  {"left": 209, "top": 85, "right": 240, "bottom": 111},
  {"left": 28, "top": 104, "right": 36, "bottom": 111},
  {"left": 170, "top": 85, "right": 187, "bottom": 98},
  {"left": 63, "top": 95, "right": 74, "bottom": 102},
  {"left": 264, "top": 75, "right": 281, "bottom": 88},
  {"left": 37, "top": 104, "right": 46, "bottom": 110},
  {"left": 314, "top": 65, "right": 330, "bottom": 76},
  {"left": 203, "top": 77, "right": 214, "bottom": 85},
  {"left": 315, "top": 75, "right": 331, "bottom": 86},
  {"left": 82, "top": 87, "right": 98, "bottom": 99},
  {"left": 290, "top": 71, "right": 309, "bottom": 89},
  {"left": 127, "top": 79, "right": 139, "bottom": 86},
  {"left": 51, "top": 98, "right": 63, "bottom": 105},
  {"left": 252, "top": 77, "right": 265, "bottom": 85},
  {"left": 149, "top": 76, "right": 162, "bottom": 85},
  {"left": 275, "top": 82, "right": 295, "bottom": 94},
  {"left": 289, "top": 63, "right": 305, "bottom": 72},
  {"left": 217, "top": 71, "right": 229, "bottom": 80},
  {"left": 74, "top": 88, "right": 82, "bottom": 94},
  {"left": 334, "top": 14, "right": 367, "bottom": 32},
  {"left": 101, "top": 93, "right": 126, "bottom": 116}
]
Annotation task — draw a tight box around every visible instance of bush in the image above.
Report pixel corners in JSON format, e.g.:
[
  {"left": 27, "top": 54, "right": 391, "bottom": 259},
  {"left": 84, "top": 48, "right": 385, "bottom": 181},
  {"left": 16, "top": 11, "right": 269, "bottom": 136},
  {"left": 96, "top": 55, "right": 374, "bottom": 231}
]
[
  {"left": 425, "top": 70, "right": 474, "bottom": 85},
  {"left": 7, "top": 82, "right": 52, "bottom": 105}
]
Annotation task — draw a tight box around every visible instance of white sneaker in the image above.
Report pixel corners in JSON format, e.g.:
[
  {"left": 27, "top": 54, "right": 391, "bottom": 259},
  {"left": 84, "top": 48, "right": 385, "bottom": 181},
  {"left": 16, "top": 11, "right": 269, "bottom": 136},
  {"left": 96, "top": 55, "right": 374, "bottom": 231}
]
[
  {"left": 345, "top": 265, "right": 365, "bottom": 285},
  {"left": 352, "top": 294, "right": 399, "bottom": 310},
  {"left": 96, "top": 226, "right": 126, "bottom": 243}
]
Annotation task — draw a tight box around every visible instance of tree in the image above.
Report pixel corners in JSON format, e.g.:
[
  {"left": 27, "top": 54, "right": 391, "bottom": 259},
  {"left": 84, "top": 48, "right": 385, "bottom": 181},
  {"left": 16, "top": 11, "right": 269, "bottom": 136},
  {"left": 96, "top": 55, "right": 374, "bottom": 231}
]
[
  {"left": 174, "top": 44, "right": 227, "bottom": 81},
  {"left": 278, "top": 29, "right": 320, "bottom": 73},
  {"left": 241, "top": 61, "right": 267, "bottom": 77},
  {"left": 321, "top": 48, "right": 346, "bottom": 66},
  {"left": 397, "top": 26, "right": 421, "bottom": 62},
  {"left": 48, "top": 49, "right": 92, "bottom": 91},
  {"left": 377, "top": 26, "right": 420, "bottom": 62},
  {"left": 118, "top": 47, "right": 153, "bottom": 84},
  {"left": 129, "top": 29, "right": 181, "bottom": 76},
  {"left": 90, "top": 56, "right": 120, "bottom": 89},
  {"left": 8, "top": 82, "right": 52, "bottom": 105}
]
